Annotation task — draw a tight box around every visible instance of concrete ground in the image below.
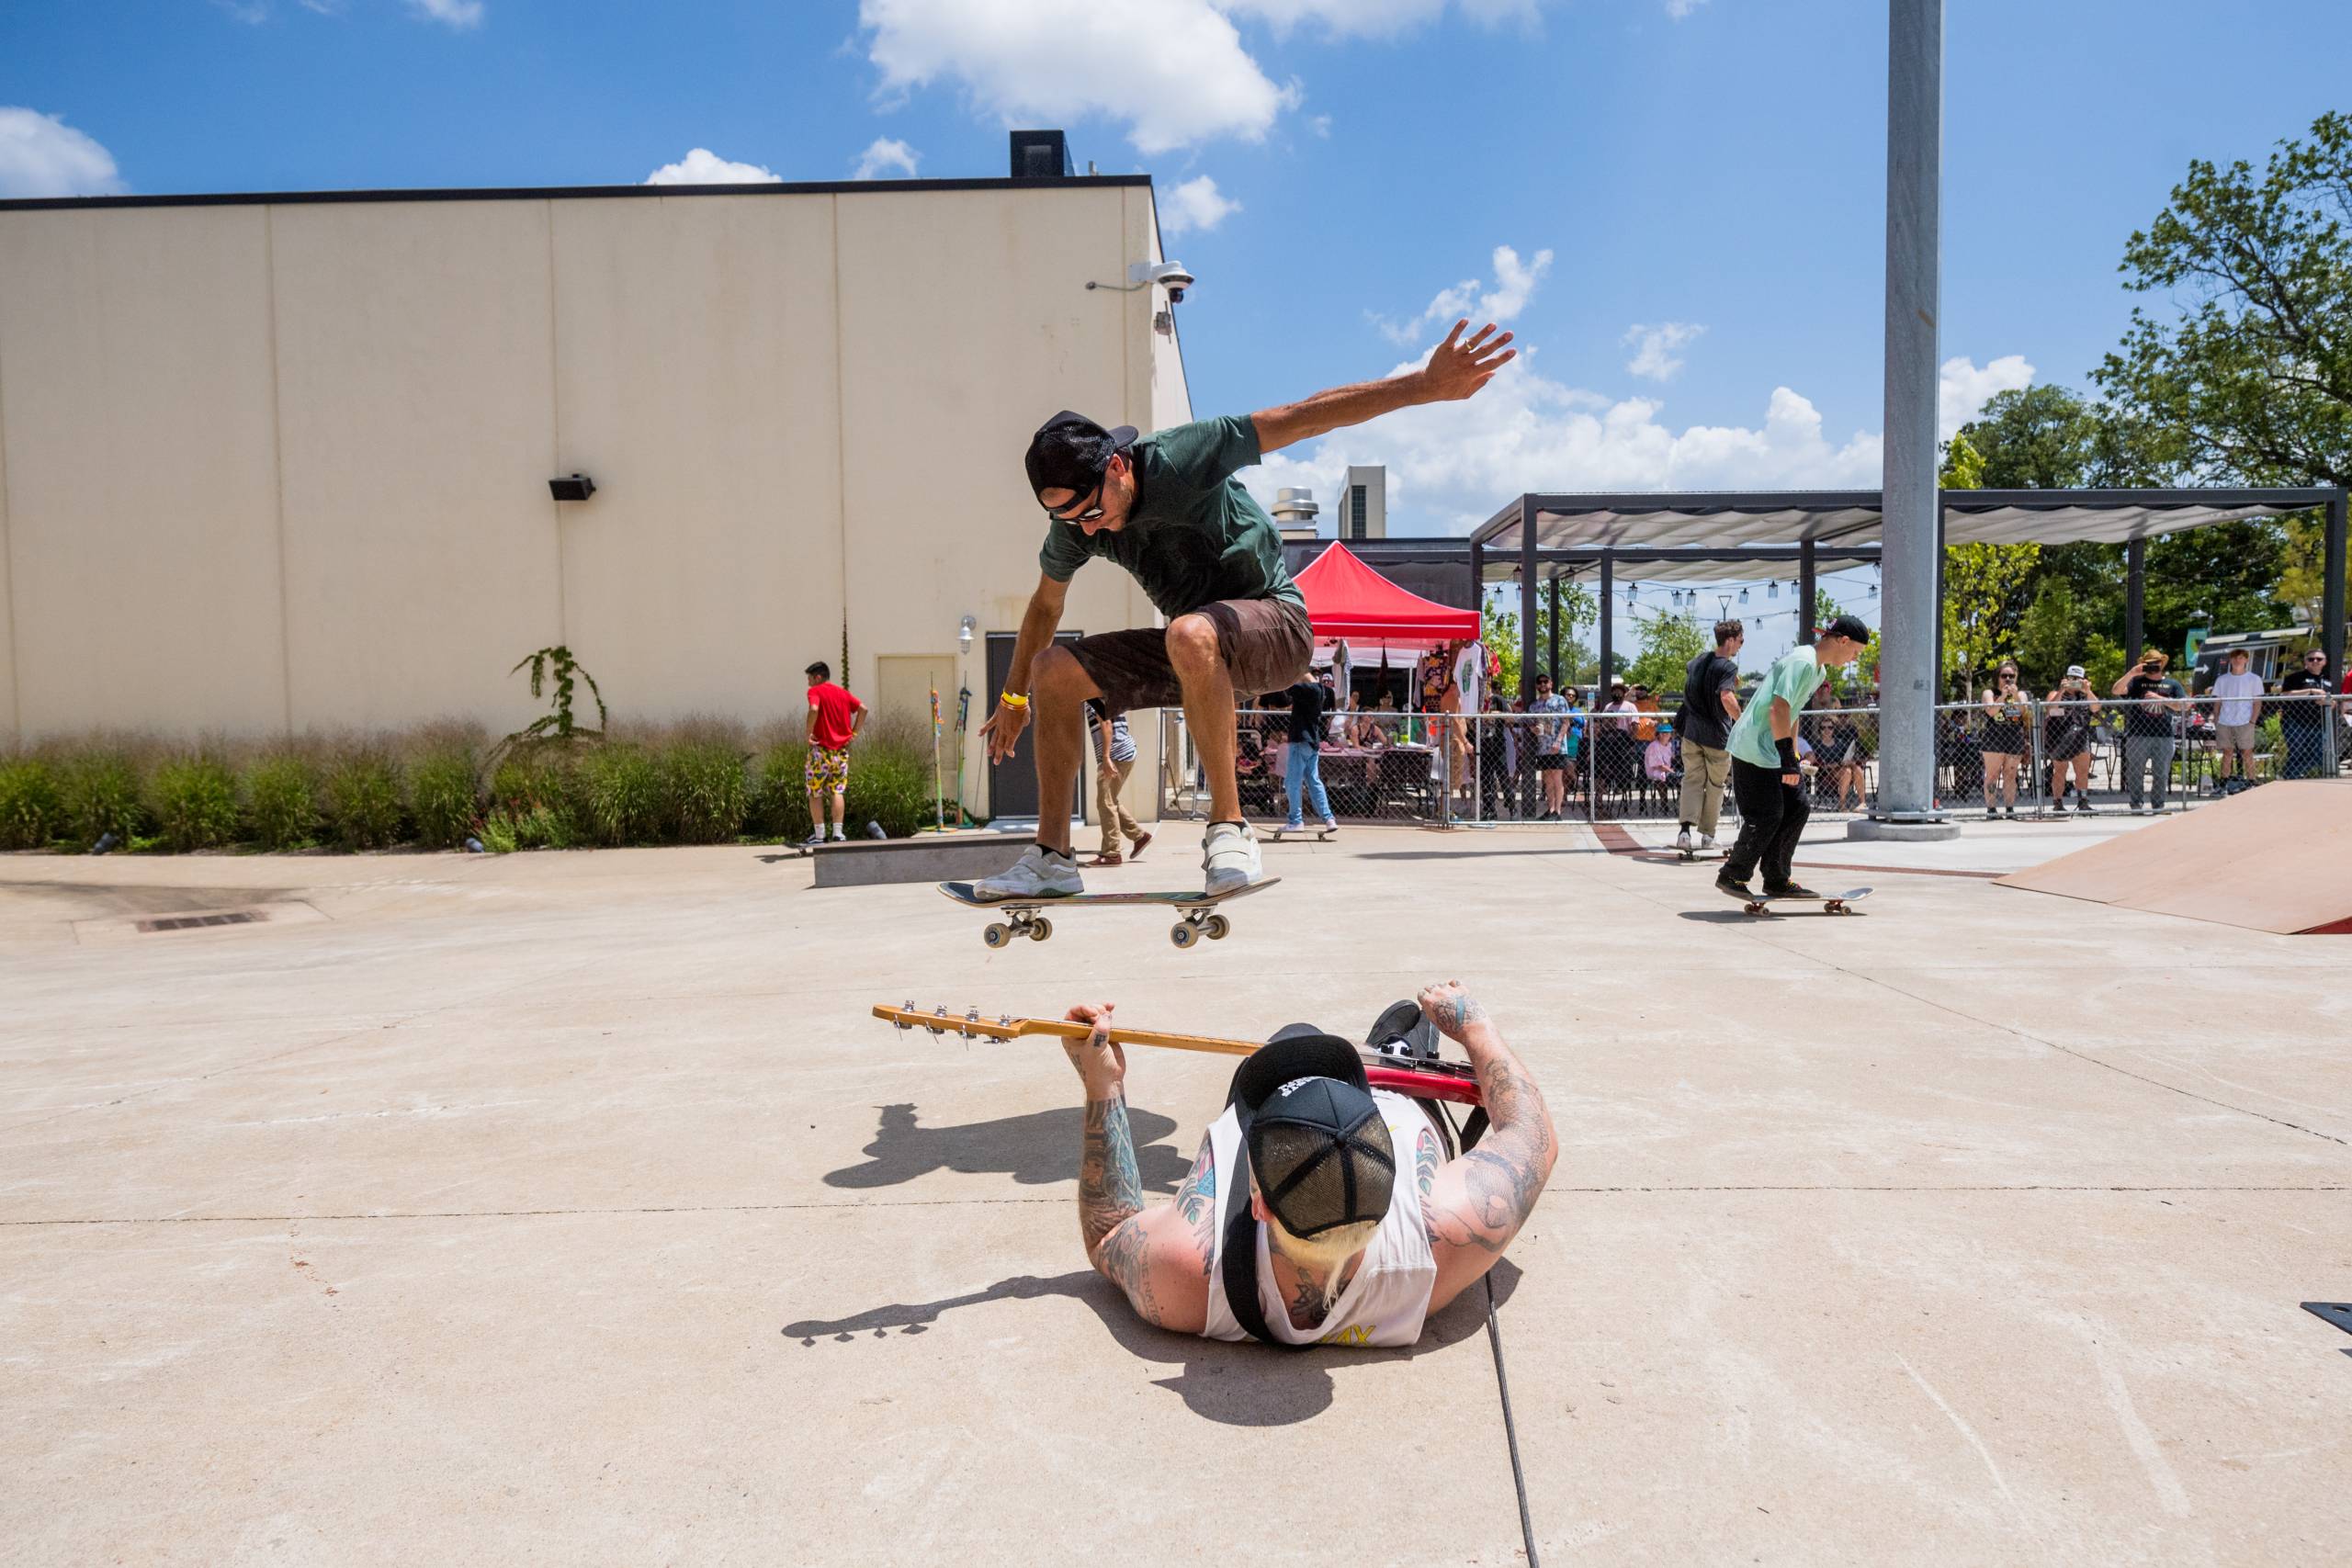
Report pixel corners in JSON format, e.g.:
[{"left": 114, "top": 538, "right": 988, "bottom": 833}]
[{"left": 4, "top": 819, "right": 2348, "bottom": 1566}]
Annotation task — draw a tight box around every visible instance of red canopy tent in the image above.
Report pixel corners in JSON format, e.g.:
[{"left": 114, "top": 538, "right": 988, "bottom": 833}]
[{"left": 1292, "top": 541, "right": 1479, "bottom": 648}]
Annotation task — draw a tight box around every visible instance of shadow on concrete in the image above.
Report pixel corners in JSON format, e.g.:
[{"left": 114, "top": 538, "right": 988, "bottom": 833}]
[
  {"left": 1357, "top": 847, "right": 1606, "bottom": 863},
  {"left": 782, "top": 1260, "right": 1522, "bottom": 1427},
  {"left": 823, "top": 1103, "right": 1192, "bottom": 1192}
]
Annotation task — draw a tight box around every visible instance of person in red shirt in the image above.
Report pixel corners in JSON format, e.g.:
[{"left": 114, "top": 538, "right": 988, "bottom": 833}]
[{"left": 804, "top": 660, "right": 866, "bottom": 846}]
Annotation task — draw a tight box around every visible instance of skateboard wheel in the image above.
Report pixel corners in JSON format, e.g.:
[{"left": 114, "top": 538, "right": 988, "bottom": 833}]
[
  {"left": 1170, "top": 922, "right": 1198, "bottom": 949},
  {"left": 1028, "top": 918, "right": 1053, "bottom": 942},
  {"left": 983, "top": 923, "right": 1012, "bottom": 949},
  {"left": 1204, "top": 915, "right": 1230, "bottom": 940}
]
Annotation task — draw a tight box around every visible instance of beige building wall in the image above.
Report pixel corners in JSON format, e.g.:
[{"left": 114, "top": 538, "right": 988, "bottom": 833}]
[{"left": 0, "top": 176, "right": 1188, "bottom": 824}]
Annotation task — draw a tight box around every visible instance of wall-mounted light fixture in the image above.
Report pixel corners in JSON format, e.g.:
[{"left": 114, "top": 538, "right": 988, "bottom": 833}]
[
  {"left": 958, "top": 615, "right": 976, "bottom": 652},
  {"left": 549, "top": 474, "right": 596, "bottom": 502}
]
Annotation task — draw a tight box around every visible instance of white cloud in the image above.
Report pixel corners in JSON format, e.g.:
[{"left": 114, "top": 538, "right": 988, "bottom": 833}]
[
  {"left": 1159, "top": 175, "right": 1240, "bottom": 234},
  {"left": 860, "top": 0, "right": 1294, "bottom": 155},
  {"left": 851, "top": 136, "right": 921, "bottom": 179},
  {"left": 1623, "top": 321, "right": 1704, "bottom": 381},
  {"left": 214, "top": 0, "right": 273, "bottom": 19},
  {"left": 407, "top": 0, "right": 484, "bottom": 27},
  {"left": 1937, "top": 353, "right": 2035, "bottom": 440},
  {"left": 1246, "top": 351, "right": 1884, "bottom": 534},
  {"left": 643, "top": 148, "right": 784, "bottom": 186},
  {"left": 1666, "top": 0, "right": 1708, "bottom": 18},
  {"left": 1307, "top": 114, "right": 1332, "bottom": 138},
  {"left": 0, "top": 107, "right": 127, "bottom": 199},
  {"left": 1374, "top": 243, "right": 1554, "bottom": 344}
]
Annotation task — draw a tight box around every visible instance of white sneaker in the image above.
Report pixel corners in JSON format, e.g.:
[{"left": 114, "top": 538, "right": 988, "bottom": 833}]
[
  {"left": 801, "top": 830, "right": 826, "bottom": 849},
  {"left": 1675, "top": 825, "right": 1693, "bottom": 852},
  {"left": 1699, "top": 833, "right": 1719, "bottom": 852},
  {"left": 1202, "top": 821, "right": 1263, "bottom": 896},
  {"left": 973, "top": 844, "right": 1084, "bottom": 901}
]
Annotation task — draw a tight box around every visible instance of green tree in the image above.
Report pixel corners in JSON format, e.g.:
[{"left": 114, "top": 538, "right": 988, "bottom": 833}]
[
  {"left": 1623, "top": 612, "right": 1707, "bottom": 697},
  {"left": 2093, "top": 110, "right": 2352, "bottom": 490},
  {"left": 1483, "top": 580, "right": 1598, "bottom": 697},
  {"left": 1939, "top": 433, "right": 2041, "bottom": 690}
]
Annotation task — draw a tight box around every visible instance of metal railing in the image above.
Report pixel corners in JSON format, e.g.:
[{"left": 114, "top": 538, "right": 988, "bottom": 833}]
[{"left": 1158, "top": 693, "right": 2346, "bottom": 828}]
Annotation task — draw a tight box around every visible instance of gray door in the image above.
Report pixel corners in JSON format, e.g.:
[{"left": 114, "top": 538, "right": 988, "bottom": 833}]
[{"left": 986, "top": 632, "right": 1086, "bottom": 821}]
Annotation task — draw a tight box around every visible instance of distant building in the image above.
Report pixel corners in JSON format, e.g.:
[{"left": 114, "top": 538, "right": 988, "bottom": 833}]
[
  {"left": 1340, "top": 466, "right": 1387, "bottom": 540},
  {"left": 1272, "top": 488, "right": 1320, "bottom": 546}
]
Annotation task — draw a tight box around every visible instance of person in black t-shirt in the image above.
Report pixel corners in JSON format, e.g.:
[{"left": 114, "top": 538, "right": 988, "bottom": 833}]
[
  {"left": 1262, "top": 677, "right": 1338, "bottom": 831},
  {"left": 2277, "top": 649, "right": 2336, "bottom": 778},
  {"left": 1675, "top": 619, "right": 1744, "bottom": 853},
  {"left": 2109, "top": 650, "right": 2188, "bottom": 813}
]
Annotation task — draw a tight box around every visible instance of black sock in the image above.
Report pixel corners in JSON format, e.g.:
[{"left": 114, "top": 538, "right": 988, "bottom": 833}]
[{"left": 1035, "top": 840, "right": 1072, "bottom": 860}]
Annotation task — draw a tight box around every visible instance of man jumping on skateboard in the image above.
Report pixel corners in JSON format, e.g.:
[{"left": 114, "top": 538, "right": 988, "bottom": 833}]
[
  {"left": 1715, "top": 614, "right": 1871, "bottom": 904},
  {"left": 975, "top": 321, "right": 1516, "bottom": 899},
  {"left": 1059, "top": 981, "right": 1555, "bottom": 1346}
]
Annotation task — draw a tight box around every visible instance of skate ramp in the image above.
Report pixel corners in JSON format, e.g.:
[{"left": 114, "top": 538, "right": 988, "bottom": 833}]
[{"left": 1996, "top": 779, "right": 2352, "bottom": 933}]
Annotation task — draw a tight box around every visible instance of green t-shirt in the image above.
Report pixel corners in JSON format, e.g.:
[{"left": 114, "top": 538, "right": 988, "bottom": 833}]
[
  {"left": 1036, "top": 415, "right": 1303, "bottom": 619},
  {"left": 1727, "top": 646, "right": 1826, "bottom": 769}
]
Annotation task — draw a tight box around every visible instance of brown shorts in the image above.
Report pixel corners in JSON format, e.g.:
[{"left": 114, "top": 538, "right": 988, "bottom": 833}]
[{"left": 1067, "top": 596, "right": 1313, "bottom": 713}]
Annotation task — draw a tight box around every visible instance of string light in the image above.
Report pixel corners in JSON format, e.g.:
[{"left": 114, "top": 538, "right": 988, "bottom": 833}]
[
  {"left": 1768, "top": 581, "right": 1779, "bottom": 600},
  {"left": 1738, "top": 587, "right": 1750, "bottom": 604}
]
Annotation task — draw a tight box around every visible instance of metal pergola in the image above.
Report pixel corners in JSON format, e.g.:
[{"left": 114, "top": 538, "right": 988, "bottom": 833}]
[{"left": 1469, "top": 487, "right": 2349, "bottom": 694}]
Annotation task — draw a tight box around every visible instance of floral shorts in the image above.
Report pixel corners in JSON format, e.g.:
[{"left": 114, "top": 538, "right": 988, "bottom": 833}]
[{"left": 804, "top": 745, "right": 850, "bottom": 792}]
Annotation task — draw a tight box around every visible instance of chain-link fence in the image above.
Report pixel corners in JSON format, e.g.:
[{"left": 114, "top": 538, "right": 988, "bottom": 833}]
[{"left": 1158, "top": 692, "right": 2346, "bottom": 828}]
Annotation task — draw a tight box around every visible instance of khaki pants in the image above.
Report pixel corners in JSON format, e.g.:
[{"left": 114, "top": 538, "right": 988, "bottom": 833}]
[
  {"left": 1097, "top": 757, "right": 1142, "bottom": 856},
  {"left": 1678, "top": 737, "right": 1730, "bottom": 836}
]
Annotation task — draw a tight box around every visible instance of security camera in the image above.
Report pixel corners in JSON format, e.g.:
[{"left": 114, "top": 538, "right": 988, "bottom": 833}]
[{"left": 1127, "top": 260, "right": 1195, "bottom": 302}]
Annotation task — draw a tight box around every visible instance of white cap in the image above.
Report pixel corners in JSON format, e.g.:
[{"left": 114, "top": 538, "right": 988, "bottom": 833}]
[{"left": 2065, "top": 664, "right": 2086, "bottom": 678}]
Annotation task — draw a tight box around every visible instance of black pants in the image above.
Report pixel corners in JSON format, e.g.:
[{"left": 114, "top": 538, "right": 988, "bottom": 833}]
[{"left": 1724, "top": 757, "right": 1809, "bottom": 890}]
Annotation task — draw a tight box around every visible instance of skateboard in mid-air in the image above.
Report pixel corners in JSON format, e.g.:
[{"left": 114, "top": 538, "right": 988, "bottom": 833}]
[
  {"left": 939, "top": 877, "right": 1281, "bottom": 949},
  {"left": 1265, "top": 823, "right": 1338, "bottom": 843},
  {"left": 1723, "top": 885, "right": 1871, "bottom": 917}
]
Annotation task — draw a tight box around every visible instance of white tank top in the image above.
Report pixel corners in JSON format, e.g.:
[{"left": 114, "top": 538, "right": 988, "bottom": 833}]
[{"left": 1200, "top": 1089, "right": 1439, "bottom": 1348}]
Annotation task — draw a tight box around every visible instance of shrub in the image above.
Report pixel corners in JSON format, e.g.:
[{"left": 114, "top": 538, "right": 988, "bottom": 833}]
[
  {"left": 244, "top": 754, "right": 323, "bottom": 850},
  {"left": 475, "top": 809, "right": 519, "bottom": 854},
  {"left": 844, "top": 718, "right": 939, "bottom": 839},
  {"left": 57, "top": 752, "right": 148, "bottom": 846},
  {"left": 488, "top": 745, "right": 583, "bottom": 850},
  {"left": 749, "top": 739, "right": 814, "bottom": 840},
  {"left": 0, "top": 759, "right": 63, "bottom": 849},
  {"left": 409, "top": 747, "right": 480, "bottom": 850},
  {"left": 148, "top": 756, "right": 242, "bottom": 852},
  {"left": 576, "top": 743, "right": 665, "bottom": 845},
  {"left": 323, "top": 750, "right": 405, "bottom": 850},
  {"left": 664, "top": 735, "right": 751, "bottom": 843}
]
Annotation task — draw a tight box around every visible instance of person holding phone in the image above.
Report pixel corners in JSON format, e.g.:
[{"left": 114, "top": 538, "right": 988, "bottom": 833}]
[
  {"left": 1978, "top": 663, "right": 2029, "bottom": 818},
  {"left": 2111, "top": 650, "right": 2188, "bottom": 813},
  {"left": 2042, "top": 665, "right": 2103, "bottom": 812}
]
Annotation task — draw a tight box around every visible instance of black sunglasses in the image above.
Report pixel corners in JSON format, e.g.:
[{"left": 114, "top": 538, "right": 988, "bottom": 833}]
[{"left": 1043, "top": 479, "right": 1106, "bottom": 524}]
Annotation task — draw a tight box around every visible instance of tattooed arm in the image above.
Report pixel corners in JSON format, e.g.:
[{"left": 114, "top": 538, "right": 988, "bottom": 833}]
[
  {"left": 1063, "top": 1003, "right": 1211, "bottom": 1334},
  {"left": 1413, "top": 982, "right": 1559, "bottom": 1313}
]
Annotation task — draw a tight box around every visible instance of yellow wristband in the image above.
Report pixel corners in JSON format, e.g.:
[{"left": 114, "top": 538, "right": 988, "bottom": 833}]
[{"left": 1001, "top": 691, "right": 1029, "bottom": 709}]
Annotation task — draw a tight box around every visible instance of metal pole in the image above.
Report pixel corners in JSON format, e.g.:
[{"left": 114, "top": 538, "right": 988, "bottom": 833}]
[
  {"left": 1598, "top": 551, "right": 1615, "bottom": 692},
  {"left": 2125, "top": 537, "right": 2146, "bottom": 661},
  {"left": 1798, "top": 538, "right": 1817, "bottom": 646},
  {"left": 2324, "top": 490, "right": 2346, "bottom": 693},
  {"left": 1875, "top": 0, "right": 1943, "bottom": 821},
  {"left": 1547, "top": 573, "right": 1562, "bottom": 688},
  {"left": 1519, "top": 498, "right": 1538, "bottom": 701},
  {"left": 1469, "top": 536, "right": 1485, "bottom": 617},
  {"left": 1933, "top": 497, "right": 1946, "bottom": 698}
]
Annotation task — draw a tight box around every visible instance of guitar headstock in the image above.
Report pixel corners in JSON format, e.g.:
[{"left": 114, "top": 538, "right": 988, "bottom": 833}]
[{"left": 870, "top": 1002, "right": 1030, "bottom": 1041}]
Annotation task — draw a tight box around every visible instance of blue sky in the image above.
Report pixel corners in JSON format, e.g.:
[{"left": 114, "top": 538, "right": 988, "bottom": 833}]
[{"left": 6, "top": 0, "right": 2347, "bottom": 663}]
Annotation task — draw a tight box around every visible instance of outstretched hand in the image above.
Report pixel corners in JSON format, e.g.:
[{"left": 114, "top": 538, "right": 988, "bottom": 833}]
[
  {"left": 1419, "top": 321, "right": 1516, "bottom": 402},
  {"left": 979, "top": 700, "right": 1031, "bottom": 762},
  {"left": 1063, "top": 1002, "right": 1125, "bottom": 1093}
]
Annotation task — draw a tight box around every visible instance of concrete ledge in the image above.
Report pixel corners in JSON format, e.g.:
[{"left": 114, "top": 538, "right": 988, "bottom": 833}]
[
  {"left": 811, "top": 833, "right": 1023, "bottom": 887},
  {"left": 1847, "top": 818, "right": 1962, "bottom": 842}
]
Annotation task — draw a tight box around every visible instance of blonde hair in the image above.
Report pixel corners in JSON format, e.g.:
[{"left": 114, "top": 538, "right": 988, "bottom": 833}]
[{"left": 1266, "top": 1210, "right": 1380, "bottom": 1303}]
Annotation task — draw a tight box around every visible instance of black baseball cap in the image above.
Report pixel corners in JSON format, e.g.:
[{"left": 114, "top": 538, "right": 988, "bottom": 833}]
[
  {"left": 1024, "top": 411, "right": 1138, "bottom": 501},
  {"left": 1230, "top": 1024, "right": 1395, "bottom": 1240},
  {"left": 1819, "top": 613, "right": 1871, "bottom": 643}
]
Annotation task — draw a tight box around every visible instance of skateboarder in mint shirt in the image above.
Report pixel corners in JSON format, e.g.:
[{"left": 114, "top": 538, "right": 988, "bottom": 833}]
[
  {"left": 976, "top": 320, "right": 1516, "bottom": 900},
  {"left": 1715, "top": 615, "right": 1871, "bottom": 903}
]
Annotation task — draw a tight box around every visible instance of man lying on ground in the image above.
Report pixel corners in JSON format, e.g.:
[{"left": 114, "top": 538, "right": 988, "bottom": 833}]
[{"left": 1061, "top": 982, "right": 1556, "bottom": 1348}]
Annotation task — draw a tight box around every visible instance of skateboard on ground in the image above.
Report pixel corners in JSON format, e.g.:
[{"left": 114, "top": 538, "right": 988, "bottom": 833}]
[
  {"left": 939, "top": 877, "right": 1281, "bottom": 949},
  {"left": 1723, "top": 885, "right": 1871, "bottom": 917},
  {"left": 1676, "top": 844, "right": 1726, "bottom": 863},
  {"left": 1265, "top": 823, "right": 1338, "bottom": 842}
]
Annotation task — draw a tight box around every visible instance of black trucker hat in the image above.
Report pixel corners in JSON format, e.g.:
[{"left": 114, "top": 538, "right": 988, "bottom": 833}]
[
  {"left": 1819, "top": 613, "right": 1871, "bottom": 644},
  {"left": 1024, "top": 411, "right": 1138, "bottom": 500},
  {"left": 1229, "top": 1025, "right": 1396, "bottom": 1239}
]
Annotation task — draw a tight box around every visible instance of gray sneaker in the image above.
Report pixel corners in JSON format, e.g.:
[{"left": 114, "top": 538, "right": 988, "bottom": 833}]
[
  {"left": 972, "top": 844, "right": 1083, "bottom": 901},
  {"left": 1202, "top": 821, "right": 1263, "bottom": 896}
]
